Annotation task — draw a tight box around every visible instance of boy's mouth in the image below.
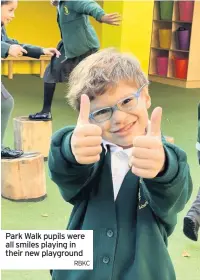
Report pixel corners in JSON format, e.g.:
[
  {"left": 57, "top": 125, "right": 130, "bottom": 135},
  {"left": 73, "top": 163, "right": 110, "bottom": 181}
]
[{"left": 111, "top": 121, "right": 136, "bottom": 134}]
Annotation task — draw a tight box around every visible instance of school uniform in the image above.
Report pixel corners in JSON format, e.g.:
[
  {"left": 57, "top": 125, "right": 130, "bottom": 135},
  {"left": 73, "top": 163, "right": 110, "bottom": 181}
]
[
  {"left": 1, "top": 26, "right": 44, "bottom": 155},
  {"left": 184, "top": 103, "right": 200, "bottom": 239},
  {"left": 196, "top": 103, "right": 200, "bottom": 163},
  {"left": 43, "top": 0, "right": 105, "bottom": 83},
  {"left": 48, "top": 126, "right": 193, "bottom": 280},
  {"left": 1, "top": 26, "right": 44, "bottom": 97}
]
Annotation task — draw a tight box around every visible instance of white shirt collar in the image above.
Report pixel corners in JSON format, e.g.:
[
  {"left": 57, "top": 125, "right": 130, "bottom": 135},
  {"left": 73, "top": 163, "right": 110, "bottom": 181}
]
[
  {"left": 102, "top": 139, "right": 118, "bottom": 153},
  {"left": 102, "top": 139, "right": 132, "bottom": 157}
]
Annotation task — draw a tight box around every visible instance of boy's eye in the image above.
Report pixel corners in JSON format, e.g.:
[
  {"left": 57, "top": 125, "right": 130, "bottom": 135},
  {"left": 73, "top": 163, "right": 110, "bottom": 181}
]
[
  {"left": 94, "top": 108, "right": 111, "bottom": 116},
  {"left": 121, "top": 97, "right": 134, "bottom": 106}
]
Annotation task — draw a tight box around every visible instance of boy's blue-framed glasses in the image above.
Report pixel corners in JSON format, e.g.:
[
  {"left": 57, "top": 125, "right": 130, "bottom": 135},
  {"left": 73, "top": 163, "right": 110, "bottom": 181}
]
[{"left": 89, "top": 82, "right": 149, "bottom": 123}]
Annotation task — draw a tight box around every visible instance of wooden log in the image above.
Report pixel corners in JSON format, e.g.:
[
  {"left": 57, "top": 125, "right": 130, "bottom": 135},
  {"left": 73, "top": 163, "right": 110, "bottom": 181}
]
[
  {"left": 1, "top": 153, "right": 47, "bottom": 201},
  {"left": 165, "top": 136, "right": 175, "bottom": 144},
  {"left": 13, "top": 116, "right": 52, "bottom": 159}
]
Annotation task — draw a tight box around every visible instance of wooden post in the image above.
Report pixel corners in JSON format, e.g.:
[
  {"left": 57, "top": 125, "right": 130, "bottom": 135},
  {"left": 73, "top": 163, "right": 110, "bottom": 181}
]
[
  {"left": 13, "top": 116, "right": 52, "bottom": 159},
  {"left": 40, "top": 60, "right": 45, "bottom": 78},
  {"left": 1, "top": 153, "right": 46, "bottom": 201},
  {"left": 8, "top": 60, "right": 13, "bottom": 79}
]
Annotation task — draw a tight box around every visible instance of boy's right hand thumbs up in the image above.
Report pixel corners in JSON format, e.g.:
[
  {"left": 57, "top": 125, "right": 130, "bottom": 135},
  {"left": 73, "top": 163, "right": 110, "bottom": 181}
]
[{"left": 71, "top": 94, "right": 103, "bottom": 164}]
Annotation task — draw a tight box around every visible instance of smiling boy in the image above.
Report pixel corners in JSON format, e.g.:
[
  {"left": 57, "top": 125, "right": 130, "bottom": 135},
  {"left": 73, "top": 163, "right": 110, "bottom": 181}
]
[{"left": 48, "top": 48, "right": 192, "bottom": 280}]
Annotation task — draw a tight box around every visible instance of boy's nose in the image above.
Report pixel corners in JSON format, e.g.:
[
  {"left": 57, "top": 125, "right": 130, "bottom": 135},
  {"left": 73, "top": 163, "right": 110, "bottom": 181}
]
[{"left": 111, "top": 109, "right": 127, "bottom": 124}]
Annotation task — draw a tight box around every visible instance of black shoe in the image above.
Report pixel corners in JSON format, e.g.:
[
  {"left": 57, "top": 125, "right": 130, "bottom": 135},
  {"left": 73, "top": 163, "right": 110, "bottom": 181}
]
[
  {"left": 183, "top": 216, "right": 199, "bottom": 241},
  {"left": 28, "top": 112, "right": 52, "bottom": 121},
  {"left": 1, "top": 147, "right": 23, "bottom": 159}
]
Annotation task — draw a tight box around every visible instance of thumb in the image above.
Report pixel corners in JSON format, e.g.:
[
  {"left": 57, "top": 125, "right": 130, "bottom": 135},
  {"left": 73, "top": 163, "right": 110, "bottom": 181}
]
[
  {"left": 55, "top": 50, "right": 61, "bottom": 58},
  {"left": 77, "top": 94, "right": 90, "bottom": 125},
  {"left": 21, "top": 47, "right": 28, "bottom": 54},
  {"left": 147, "top": 107, "right": 162, "bottom": 137}
]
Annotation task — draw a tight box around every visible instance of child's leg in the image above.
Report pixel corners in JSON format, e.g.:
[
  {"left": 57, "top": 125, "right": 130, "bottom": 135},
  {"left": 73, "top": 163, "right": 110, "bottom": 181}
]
[
  {"left": 197, "top": 103, "right": 200, "bottom": 164},
  {"left": 183, "top": 103, "right": 200, "bottom": 240},
  {"left": 42, "top": 82, "right": 56, "bottom": 113},
  {"left": 29, "top": 41, "right": 65, "bottom": 120},
  {"left": 41, "top": 59, "right": 59, "bottom": 113},
  {"left": 183, "top": 188, "right": 200, "bottom": 241},
  {"left": 186, "top": 188, "right": 200, "bottom": 225},
  {"left": 1, "top": 84, "right": 14, "bottom": 146},
  {"left": 28, "top": 62, "right": 56, "bottom": 120},
  {"left": 1, "top": 84, "right": 23, "bottom": 159}
]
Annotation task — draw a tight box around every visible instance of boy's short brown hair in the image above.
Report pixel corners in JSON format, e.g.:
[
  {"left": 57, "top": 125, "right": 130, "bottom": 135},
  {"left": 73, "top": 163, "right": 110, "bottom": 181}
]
[{"left": 66, "top": 48, "right": 148, "bottom": 111}]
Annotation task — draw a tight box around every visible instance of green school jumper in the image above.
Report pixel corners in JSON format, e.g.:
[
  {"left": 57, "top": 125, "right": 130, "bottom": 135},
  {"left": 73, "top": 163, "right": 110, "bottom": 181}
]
[
  {"left": 48, "top": 126, "right": 193, "bottom": 280},
  {"left": 58, "top": 0, "right": 105, "bottom": 58}
]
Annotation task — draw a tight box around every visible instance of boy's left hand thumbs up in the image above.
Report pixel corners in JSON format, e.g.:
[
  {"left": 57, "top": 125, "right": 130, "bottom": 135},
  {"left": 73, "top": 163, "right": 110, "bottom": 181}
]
[
  {"left": 147, "top": 107, "right": 162, "bottom": 138},
  {"left": 130, "top": 107, "right": 165, "bottom": 179}
]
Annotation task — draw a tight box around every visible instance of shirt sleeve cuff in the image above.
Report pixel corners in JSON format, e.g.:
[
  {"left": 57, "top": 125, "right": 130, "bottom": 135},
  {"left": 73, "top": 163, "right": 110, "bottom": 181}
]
[{"left": 96, "top": 10, "right": 106, "bottom": 22}]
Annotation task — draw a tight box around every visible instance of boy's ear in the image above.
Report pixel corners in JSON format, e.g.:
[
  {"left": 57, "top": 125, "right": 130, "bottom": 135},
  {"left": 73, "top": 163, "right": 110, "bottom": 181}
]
[
  {"left": 143, "top": 89, "right": 151, "bottom": 109},
  {"left": 146, "top": 95, "right": 151, "bottom": 109}
]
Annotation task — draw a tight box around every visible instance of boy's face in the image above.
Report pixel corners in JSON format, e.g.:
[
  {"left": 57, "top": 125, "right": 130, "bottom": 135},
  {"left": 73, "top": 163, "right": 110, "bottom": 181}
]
[
  {"left": 1, "top": 1, "right": 18, "bottom": 25},
  {"left": 90, "top": 80, "right": 151, "bottom": 148}
]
